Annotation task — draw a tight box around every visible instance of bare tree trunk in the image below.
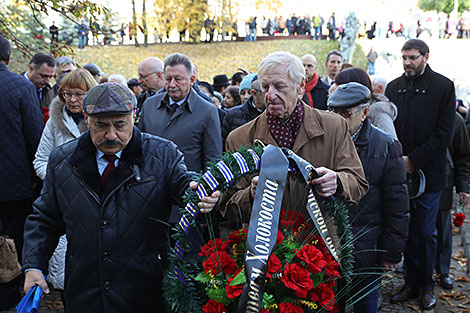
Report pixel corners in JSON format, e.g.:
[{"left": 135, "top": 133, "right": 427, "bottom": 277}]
[
  {"left": 142, "top": 0, "right": 148, "bottom": 45},
  {"left": 132, "top": 0, "right": 139, "bottom": 46},
  {"left": 221, "top": 0, "right": 225, "bottom": 41}
]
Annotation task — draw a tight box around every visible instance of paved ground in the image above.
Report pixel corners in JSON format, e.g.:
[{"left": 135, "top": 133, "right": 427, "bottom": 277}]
[{"left": 1, "top": 213, "right": 467, "bottom": 313}]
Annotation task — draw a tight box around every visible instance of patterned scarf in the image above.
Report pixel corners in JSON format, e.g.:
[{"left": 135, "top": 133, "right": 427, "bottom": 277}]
[
  {"left": 266, "top": 100, "right": 304, "bottom": 149},
  {"left": 304, "top": 73, "right": 319, "bottom": 108}
]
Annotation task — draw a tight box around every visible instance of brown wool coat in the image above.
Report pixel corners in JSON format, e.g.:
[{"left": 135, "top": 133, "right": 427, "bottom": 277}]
[{"left": 221, "top": 102, "right": 368, "bottom": 226}]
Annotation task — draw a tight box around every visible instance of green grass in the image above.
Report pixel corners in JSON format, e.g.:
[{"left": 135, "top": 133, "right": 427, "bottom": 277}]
[{"left": 11, "top": 40, "right": 367, "bottom": 83}]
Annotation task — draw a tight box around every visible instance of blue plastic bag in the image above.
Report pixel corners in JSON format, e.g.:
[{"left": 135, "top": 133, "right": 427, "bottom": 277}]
[{"left": 16, "top": 283, "right": 44, "bottom": 313}]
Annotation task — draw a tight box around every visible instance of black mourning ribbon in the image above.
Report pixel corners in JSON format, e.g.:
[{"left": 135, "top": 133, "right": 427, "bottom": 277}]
[{"left": 237, "top": 146, "right": 341, "bottom": 313}]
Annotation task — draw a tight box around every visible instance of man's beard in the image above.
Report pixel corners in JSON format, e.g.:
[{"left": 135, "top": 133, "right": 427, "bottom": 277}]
[{"left": 404, "top": 61, "right": 425, "bottom": 78}]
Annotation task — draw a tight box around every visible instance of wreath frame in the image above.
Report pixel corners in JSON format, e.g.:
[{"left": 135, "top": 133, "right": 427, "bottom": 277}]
[{"left": 162, "top": 144, "right": 354, "bottom": 313}]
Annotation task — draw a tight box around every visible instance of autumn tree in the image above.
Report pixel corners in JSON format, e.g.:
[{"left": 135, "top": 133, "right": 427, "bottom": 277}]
[
  {"left": 0, "top": 0, "right": 110, "bottom": 62},
  {"left": 131, "top": 0, "right": 140, "bottom": 46},
  {"left": 418, "top": 0, "right": 470, "bottom": 13},
  {"left": 142, "top": 0, "right": 148, "bottom": 45}
]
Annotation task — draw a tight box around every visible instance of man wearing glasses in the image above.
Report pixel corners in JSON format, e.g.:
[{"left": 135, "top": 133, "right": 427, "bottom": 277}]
[
  {"left": 136, "top": 57, "right": 165, "bottom": 123},
  {"left": 138, "top": 53, "right": 222, "bottom": 254},
  {"left": 386, "top": 39, "right": 455, "bottom": 310},
  {"left": 329, "top": 82, "right": 409, "bottom": 313}
]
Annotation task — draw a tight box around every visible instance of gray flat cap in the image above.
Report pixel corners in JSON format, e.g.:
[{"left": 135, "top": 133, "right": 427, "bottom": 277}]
[
  {"left": 84, "top": 83, "right": 136, "bottom": 116},
  {"left": 328, "top": 82, "right": 371, "bottom": 109}
]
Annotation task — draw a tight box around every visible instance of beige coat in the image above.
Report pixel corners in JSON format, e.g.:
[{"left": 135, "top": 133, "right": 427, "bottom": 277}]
[{"left": 221, "top": 102, "right": 368, "bottom": 224}]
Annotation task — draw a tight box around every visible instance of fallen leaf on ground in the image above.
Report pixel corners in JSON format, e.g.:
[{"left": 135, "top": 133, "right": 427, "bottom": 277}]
[
  {"left": 456, "top": 276, "right": 469, "bottom": 282},
  {"left": 405, "top": 304, "right": 421, "bottom": 312}
]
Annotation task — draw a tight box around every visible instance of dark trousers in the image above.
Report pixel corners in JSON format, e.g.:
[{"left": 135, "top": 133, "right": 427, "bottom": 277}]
[
  {"left": 436, "top": 209, "right": 452, "bottom": 275},
  {"left": 404, "top": 191, "right": 441, "bottom": 290},
  {"left": 0, "top": 198, "right": 33, "bottom": 262},
  {"left": 0, "top": 198, "right": 33, "bottom": 309},
  {"left": 350, "top": 238, "right": 380, "bottom": 313},
  {"left": 351, "top": 275, "right": 381, "bottom": 313}
]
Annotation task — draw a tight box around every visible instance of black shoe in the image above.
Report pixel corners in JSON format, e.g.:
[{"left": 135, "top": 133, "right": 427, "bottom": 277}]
[
  {"left": 421, "top": 289, "right": 436, "bottom": 310},
  {"left": 440, "top": 274, "right": 453, "bottom": 289},
  {"left": 391, "top": 286, "right": 420, "bottom": 304}
]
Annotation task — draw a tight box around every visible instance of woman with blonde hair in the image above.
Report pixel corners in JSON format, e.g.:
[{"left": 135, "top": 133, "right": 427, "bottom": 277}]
[{"left": 33, "top": 68, "right": 97, "bottom": 299}]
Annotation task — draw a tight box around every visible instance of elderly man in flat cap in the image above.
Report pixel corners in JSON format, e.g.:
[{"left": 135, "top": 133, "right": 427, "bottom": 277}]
[
  {"left": 21, "top": 83, "right": 220, "bottom": 313},
  {"left": 329, "top": 82, "right": 409, "bottom": 313}
]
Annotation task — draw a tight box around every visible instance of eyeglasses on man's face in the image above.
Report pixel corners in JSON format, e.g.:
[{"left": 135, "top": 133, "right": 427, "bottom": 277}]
[
  {"left": 138, "top": 71, "right": 159, "bottom": 80},
  {"left": 330, "top": 106, "right": 365, "bottom": 119},
  {"left": 401, "top": 55, "right": 423, "bottom": 62}
]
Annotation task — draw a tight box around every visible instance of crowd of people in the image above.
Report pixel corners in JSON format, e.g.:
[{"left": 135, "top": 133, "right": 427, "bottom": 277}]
[
  {"left": 47, "top": 9, "right": 470, "bottom": 47},
  {"left": 0, "top": 34, "right": 469, "bottom": 313}
]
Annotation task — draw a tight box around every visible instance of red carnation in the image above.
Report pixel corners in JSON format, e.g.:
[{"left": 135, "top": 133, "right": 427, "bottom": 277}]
[
  {"left": 453, "top": 212, "right": 466, "bottom": 227},
  {"left": 199, "top": 238, "right": 228, "bottom": 256},
  {"left": 322, "top": 253, "right": 340, "bottom": 281},
  {"left": 42, "top": 107, "right": 50, "bottom": 123},
  {"left": 309, "top": 283, "right": 336, "bottom": 311},
  {"left": 202, "top": 299, "right": 227, "bottom": 313},
  {"left": 203, "top": 251, "right": 236, "bottom": 276},
  {"left": 226, "top": 268, "right": 244, "bottom": 299},
  {"left": 295, "top": 245, "right": 327, "bottom": 274},
  {"left": 280, "top": 263, "right": 313, "bottom": 298},
  {"left": 276, "top": 230, "right": 285, "bottom": 244},
  {"left": 279, "top": 302, "right": 305, "bottom": 313},
  {"left": 227, "top": 229, "right": 248, "bottom": 245},
  {"left": 266, "top": 253, "right": 282, "bottom": 282},
  {"left": 261, "top": 309, "right": 270, "bottom": 313},
  {"left": 280, "top": 210, "right": 306, "bottom": 231}
]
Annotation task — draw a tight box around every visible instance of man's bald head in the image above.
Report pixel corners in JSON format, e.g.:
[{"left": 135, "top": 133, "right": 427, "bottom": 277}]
[
  {"left": 138, "top": 57, "right": 164, "bottom": 92},
  {"left": 301, "top": 54, "right": 318, "bottom": 81}
]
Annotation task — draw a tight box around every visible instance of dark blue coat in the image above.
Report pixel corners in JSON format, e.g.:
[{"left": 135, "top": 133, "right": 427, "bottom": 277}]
[
  {"left": 0, "top": 63, "right": 43, "bottom": 201},
  {"left": 351, "top": 119, "right": 409, "bottom": 267},
  {"left": 23, "top": 128, "right": 193, "bottom": 312}
]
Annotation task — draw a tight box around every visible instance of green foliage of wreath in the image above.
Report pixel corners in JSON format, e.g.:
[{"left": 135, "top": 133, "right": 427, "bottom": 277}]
[{"left": 162, "top": 144, "right": 354, "bottom": 313}]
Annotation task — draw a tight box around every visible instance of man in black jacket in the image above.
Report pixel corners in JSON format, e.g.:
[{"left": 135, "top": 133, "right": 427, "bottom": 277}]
[
  {"left": 329, "top": 82, "right": 409, "bottom": 313},
  {"left": 386, "top": 39, "right": 455, "bottom": 310},
  {"left": 436, "top": 112, "right": 470, "bottom": 289},
  {"left": 22, "top": 83, "right": 220, "bottom": 313}
]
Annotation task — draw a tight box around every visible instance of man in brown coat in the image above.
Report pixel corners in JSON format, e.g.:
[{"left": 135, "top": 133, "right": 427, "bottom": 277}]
[{"left": 221, "top": 51, "right": 368, "bottom": 224}]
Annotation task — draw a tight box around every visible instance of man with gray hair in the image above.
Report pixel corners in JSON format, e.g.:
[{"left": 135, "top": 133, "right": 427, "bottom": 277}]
[
  {"left": 108, "top": 74, "right": 127, "bottom": 85},
  {"left": 138, "top": 53, "right": 222, "bottom": 253},
  {"left": 22, "top": 83, "right": 220, "bottom": 312},
  {"left": 48, "top": 56, "right": 76, "bottom": 99},
  {"left": 370, "top": 74, "right": 388, "bottom": 95},
  {"left": 221, "top": 51, "right": 368, "bottom": 231}
]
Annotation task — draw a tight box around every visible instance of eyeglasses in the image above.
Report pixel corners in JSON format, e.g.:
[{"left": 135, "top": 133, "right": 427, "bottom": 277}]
[
  {"left": 59, "top": 69, "right": 72, "bottom": 76},
  {"left": 401, "top": 55, "right": 423, "bottom": 61},
  {"left": 331, "top": 106, "right": 366, "bottom": 119},
  {"left": 138, "top": 71, "right": 159, "bottom": 80},
  {"left": 62, "top": 90, "right": 86, "bottom": 99}
]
